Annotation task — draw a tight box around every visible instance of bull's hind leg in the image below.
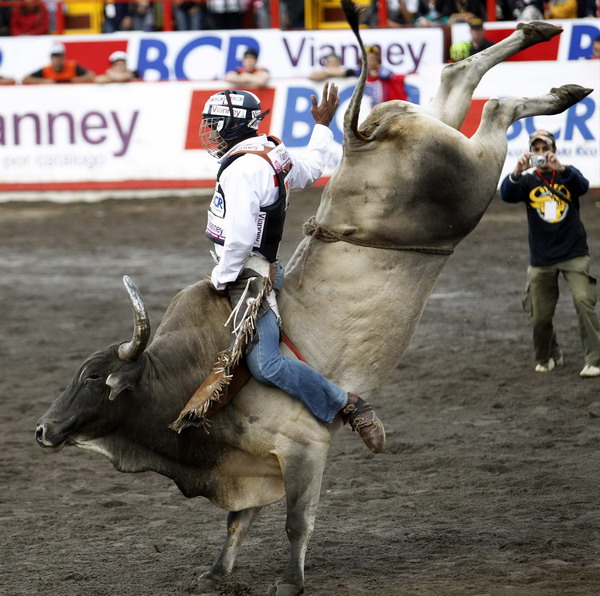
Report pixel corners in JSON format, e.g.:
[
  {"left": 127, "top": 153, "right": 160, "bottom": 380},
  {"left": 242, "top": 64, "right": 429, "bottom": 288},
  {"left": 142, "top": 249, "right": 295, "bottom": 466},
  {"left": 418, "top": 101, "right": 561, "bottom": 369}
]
[
  {"left": 471, "top": 85, "right": 593, "bottom": 167},
  {"left": 191, "top": 506, "right": 262, "bottom": 593},
  {"left": 270, "top": 449, "right": 328, "bottom": 596},
  {"left": 424, "top": 22, "right": 563, "bottom": 130}
]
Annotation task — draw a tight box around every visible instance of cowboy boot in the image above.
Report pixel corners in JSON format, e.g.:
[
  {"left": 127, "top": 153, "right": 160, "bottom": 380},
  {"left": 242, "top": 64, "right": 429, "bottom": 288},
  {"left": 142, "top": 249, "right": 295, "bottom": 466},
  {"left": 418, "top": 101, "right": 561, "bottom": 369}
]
[{"left": 342, "top": 393, "right": 386, "bottom": 453}]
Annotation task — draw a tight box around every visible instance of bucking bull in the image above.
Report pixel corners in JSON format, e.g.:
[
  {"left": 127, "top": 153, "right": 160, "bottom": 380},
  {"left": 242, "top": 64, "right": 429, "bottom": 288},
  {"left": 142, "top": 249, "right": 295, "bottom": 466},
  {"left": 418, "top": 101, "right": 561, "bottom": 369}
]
[{"left": 36, "top": 2, "right": 591, "bottom": 594}]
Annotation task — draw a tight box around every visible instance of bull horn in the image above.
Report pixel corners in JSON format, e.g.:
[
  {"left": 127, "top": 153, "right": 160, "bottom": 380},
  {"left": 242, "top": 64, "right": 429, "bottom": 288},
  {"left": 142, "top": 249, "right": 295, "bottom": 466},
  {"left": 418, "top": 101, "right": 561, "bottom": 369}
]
[{"left": 118, "top": 275, "right": 151, "bottom": 362}]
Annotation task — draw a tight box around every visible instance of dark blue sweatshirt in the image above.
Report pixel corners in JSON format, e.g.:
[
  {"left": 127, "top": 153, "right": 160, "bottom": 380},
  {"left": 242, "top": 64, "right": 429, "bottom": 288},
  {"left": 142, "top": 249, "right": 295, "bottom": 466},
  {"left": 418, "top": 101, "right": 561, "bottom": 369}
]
[{"left": 500, "top": 166, "right": 590, "bottom": 267}]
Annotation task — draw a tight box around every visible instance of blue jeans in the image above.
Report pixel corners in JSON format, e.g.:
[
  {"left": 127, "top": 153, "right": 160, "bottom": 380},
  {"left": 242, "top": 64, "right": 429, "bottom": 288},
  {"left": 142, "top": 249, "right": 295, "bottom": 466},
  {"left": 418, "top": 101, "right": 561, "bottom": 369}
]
[{"left": 244, "top": 263, "right": 347, "bottom": 424}]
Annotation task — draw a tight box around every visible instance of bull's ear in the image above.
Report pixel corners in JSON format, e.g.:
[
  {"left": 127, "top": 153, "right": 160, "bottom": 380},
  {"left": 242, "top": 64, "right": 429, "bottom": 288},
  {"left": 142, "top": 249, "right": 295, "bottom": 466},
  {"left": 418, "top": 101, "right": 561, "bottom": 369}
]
[{"left": 106, "top": 370, "right": 138, "bottom": 401}]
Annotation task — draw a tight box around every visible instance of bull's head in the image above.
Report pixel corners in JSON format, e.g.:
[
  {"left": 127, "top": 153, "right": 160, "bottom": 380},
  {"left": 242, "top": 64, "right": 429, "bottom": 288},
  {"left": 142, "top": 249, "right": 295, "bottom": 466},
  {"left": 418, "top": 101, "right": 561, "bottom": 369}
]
[{"left": 35, "top": 276, "right": 150, "bottom": 451}]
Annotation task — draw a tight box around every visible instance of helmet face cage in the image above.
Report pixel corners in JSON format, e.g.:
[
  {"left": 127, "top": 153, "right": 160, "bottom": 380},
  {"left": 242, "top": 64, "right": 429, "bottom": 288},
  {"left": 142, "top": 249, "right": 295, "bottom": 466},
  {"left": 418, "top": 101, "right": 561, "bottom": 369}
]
[{"left": 200, "top": 90, "right": 264, "bottom": 159}]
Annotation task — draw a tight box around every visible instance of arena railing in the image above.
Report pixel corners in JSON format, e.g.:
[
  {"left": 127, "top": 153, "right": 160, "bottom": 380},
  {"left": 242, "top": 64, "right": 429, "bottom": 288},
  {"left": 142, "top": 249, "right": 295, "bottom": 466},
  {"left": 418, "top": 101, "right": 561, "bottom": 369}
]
[
  {"left": 0, "top": 0, "right": 517, "bottom": 38},
  {"left": 0, "top": 0, "right": 287, "bottom": 35}
]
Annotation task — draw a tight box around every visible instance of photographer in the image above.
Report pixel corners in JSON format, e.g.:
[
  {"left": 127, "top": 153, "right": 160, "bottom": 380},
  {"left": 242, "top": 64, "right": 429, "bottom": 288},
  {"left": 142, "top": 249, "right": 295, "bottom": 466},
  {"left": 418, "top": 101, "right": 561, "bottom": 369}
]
[{"left": 500, "top": 130, "right": 600, "bottom": 378}]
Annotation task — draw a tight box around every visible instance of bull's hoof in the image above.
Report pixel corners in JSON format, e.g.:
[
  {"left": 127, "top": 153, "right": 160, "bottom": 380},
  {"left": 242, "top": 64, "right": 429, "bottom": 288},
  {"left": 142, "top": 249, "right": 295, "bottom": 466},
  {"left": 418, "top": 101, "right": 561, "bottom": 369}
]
[
  {"left": 267, "top": 583, "right": 304, "bottom": 596},
  {"left": 188, "top": 575, "right": 220, "bottom": 595},
  {"left": 550, "top": 85, "right": 593, "bottom": 108},
  {"left": 517, "top": 21, "right": 562, "bottom": 44}
]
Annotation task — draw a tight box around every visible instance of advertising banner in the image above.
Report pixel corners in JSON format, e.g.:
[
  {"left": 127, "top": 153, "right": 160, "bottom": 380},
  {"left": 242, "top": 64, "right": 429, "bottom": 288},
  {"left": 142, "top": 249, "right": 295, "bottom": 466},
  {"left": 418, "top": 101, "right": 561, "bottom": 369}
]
[
  {"left": 413, "top": 61, "right": 599, "bottom": 186},
  {"left": 0, "top": 79, "right": 370, "bottom": 190},
  {"left": 0, "top": 27, "right": 444, "bottom": 83},
  {"left": 451, "top": 18, "right": 600, "bottom": 61},
  {"left": 0, "top": 61, "right": 597, "bottom": 193}
]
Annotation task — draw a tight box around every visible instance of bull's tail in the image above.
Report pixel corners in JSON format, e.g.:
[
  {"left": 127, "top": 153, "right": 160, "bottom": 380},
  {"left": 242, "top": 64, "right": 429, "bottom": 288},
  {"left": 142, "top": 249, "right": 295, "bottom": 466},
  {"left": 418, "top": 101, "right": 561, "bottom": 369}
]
[{"left": 341, "top": 0, "right": 371, "bottom": 143}]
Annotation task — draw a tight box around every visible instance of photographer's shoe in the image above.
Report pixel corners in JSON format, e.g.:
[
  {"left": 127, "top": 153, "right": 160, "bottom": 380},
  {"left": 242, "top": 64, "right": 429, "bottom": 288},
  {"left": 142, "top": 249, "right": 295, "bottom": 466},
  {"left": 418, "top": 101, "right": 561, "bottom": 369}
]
[
  {"left": 535, "top": 358, "right": 556, "bottom": 372},
  {"left": 580, "top": 364, "right": 600, "bottom": 378},
  {"left": 342, "top": 393, "right": 386, "bottom": 453}
]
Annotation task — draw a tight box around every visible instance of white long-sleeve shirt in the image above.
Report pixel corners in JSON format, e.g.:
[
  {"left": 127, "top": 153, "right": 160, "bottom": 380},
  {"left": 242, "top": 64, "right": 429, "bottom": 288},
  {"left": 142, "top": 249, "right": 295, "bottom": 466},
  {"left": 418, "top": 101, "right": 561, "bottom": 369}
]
[{"left": 209, "top": 124, "right": 334, "bottom": 290}]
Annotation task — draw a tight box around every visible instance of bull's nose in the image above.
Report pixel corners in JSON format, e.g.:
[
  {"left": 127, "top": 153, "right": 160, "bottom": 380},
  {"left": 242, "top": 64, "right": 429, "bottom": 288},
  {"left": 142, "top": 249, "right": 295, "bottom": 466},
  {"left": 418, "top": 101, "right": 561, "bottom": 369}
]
[
  {"left": 35, "top": 423, "right": 45, "bottom": 445},
  {"left": 35, "top": 422, "right": 64, "bottom": 450}
]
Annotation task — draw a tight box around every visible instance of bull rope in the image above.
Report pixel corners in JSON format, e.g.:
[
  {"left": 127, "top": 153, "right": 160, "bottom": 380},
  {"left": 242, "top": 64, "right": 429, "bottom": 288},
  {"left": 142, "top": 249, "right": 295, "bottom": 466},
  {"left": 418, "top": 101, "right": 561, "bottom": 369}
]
[{"left": 298, "top": 216, "right": 454, "bottom": 286}]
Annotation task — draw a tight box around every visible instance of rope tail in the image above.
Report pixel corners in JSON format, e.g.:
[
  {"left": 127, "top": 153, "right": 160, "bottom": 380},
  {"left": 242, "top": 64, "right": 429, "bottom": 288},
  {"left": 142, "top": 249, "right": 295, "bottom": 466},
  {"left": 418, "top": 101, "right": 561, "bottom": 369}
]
[{"left": 341, "top": 0, "right": 372, "bottom": 143}]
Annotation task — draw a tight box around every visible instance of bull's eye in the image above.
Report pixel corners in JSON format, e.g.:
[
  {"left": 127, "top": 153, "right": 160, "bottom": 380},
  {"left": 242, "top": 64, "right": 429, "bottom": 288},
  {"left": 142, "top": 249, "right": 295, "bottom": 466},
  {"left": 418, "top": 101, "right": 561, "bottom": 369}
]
[{"left": 85, "top": 374, "right": 103, "bottom": 383}]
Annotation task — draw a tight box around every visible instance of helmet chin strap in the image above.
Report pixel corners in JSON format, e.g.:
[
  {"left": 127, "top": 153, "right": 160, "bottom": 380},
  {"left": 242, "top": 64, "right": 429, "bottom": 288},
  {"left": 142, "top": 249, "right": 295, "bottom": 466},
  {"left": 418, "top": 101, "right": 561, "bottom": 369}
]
[{"left": 249, "top": 108, "right": 270, "bottom": 129}]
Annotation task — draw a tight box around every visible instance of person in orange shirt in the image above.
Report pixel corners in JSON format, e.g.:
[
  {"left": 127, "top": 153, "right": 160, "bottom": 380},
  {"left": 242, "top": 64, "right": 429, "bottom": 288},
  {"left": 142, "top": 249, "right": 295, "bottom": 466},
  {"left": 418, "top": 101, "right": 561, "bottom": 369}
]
[{"left": 22, "top": 42, "right": 95, "bottom": 84}]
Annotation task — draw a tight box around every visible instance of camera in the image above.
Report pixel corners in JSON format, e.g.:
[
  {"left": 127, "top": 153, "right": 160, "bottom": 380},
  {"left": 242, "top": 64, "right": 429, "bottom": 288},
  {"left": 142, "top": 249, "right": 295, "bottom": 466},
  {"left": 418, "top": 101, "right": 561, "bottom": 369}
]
[{"left": 530, "top": 155, "right": 547, "bottom": 167}]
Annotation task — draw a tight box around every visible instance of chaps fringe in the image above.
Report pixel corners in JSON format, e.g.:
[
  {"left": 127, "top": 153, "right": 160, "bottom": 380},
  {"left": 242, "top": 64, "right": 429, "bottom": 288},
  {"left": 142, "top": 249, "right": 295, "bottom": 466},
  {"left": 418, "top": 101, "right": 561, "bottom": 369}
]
[{"left": 170, "top": 273, "right": 273, "bottom": 433}]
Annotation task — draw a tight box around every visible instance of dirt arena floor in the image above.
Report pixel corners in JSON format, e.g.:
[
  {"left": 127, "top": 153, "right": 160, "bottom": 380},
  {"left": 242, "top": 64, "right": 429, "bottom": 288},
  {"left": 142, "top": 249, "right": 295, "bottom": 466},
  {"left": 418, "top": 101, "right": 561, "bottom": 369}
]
[{"left": 2, "top": 186, "right": 600, "bottom": 596}]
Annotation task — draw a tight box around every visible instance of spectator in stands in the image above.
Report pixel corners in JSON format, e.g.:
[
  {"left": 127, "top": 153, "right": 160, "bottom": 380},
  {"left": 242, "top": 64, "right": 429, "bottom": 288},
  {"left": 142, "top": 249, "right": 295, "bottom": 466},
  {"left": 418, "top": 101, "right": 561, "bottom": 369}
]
[
  {"left": 128, "top": 0, "right": 154, "bottom": 31},
  {"left": 10, "top": 0, "right": 49, "bottom": 35},
  {"left": 415, "top": 0, "right": 444, "bottom": 25},
  {"left": 206, "top": 0, "right": 245, "bottom": 29},
  {"left": 363, "top": 45, "right": 409, "bottom": 106},
  {"left": 449, "top": 18, "right": 493, "bottom": 62},
  {"left": 362, "top": 0, "right": 426, "bottom": 26},
  {"left": 308, "top": 53, "right": 357, "bottom": 81},
  {"left": 493, "top": 0, "right": 513, "bottom": 20},
  {"left": 435, "top": 0, "right": 486, "bottom": 24},
  {"left": 281, "top": 0, "right": 304, "bottom": 28},
  {"left": 510, "top": 0, "right": 544, "bottom": 20},
  {"left": 102, "top": 2, "right": 129, "bottom": 33},
  {"left": 250, "top": 0, "right": 270, "bottom": 27},
  {"left": 468, "top": 18, "right": 493, "bottom": 54},
  {"left": 103, "top": 1, "right": 131, "bottom": 32},
  {"left": 590, "top": 36, "right": 600, "bottom": 60},
  {"left": 0, "top": 1, "right": 11, "bottom": 36},
  {"left": 225, "top": 47, "right": 270, "bottom": 88},
  {"left": 22, "top": 42, "right": 95, "bottom": 84},
  {"left": 173, "top": 0, "right": 204, "bottom": 30},
  {"left": 579, "top": 0, "right": 597, "bottom": 17},
  {"left": 95, "top": 51, "right": 140, "bottom": 84},
  {"left": 544, "top": 0, "right": 577, "bottom": 18}
]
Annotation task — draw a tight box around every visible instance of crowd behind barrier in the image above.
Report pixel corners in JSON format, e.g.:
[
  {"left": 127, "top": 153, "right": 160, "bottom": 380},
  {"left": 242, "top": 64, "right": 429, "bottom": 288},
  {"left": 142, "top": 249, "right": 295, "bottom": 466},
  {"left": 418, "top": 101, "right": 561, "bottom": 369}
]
[
  {"left": 0, "top": 16, "right": 598, "bottom": 86},
  {"left": 0, "top": 0, "right": 598, "bottom": 38}
]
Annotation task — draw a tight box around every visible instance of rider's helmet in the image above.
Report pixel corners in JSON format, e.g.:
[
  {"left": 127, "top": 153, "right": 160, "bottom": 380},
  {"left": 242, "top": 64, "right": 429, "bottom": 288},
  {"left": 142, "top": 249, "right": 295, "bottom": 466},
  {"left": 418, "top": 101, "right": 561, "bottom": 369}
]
[{"left": 199, "top": 89, "right": 269, "bottom": 158}]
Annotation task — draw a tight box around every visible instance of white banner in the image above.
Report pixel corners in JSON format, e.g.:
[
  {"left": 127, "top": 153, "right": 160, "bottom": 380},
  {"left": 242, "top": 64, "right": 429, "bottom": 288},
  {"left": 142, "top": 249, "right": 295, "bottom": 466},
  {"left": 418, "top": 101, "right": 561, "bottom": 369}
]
[{"left": 0, "top": 27, "right": 444, "bottom": 82}]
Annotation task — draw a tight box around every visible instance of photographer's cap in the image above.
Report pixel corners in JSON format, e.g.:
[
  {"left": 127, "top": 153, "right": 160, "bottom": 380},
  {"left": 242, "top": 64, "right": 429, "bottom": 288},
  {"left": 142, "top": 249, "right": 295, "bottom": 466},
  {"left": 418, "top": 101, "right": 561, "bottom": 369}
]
[{"left": 529, "top": 129, "right": 556, "bottom": 149}]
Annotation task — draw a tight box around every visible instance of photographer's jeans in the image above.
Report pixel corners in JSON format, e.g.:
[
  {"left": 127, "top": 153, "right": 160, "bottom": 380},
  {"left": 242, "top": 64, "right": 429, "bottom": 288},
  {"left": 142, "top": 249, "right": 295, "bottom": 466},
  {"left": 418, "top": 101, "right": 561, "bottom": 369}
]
[{"left": 245, "top": 308, "right": 348, "bottom": 424}]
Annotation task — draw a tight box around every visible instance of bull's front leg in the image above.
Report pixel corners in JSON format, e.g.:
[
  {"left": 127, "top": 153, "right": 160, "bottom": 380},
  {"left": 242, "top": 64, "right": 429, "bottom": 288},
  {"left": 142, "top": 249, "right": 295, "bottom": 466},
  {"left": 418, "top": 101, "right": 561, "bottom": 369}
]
[
  {"left": 271, "top": 449, "right": 328, "bottom": 596},
  {"left": 191, "top": 506, "right": 262, "bottom": 594}
]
